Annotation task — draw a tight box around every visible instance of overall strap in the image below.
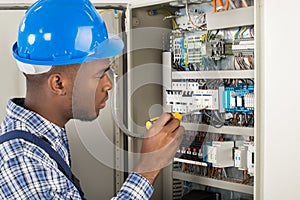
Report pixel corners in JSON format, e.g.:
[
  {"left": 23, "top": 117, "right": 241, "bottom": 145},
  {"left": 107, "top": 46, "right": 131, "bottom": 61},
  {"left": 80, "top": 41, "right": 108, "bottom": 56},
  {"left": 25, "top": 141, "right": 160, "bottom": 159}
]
[{"left": 0, "top": 130, "right": 86, "bottom": 200}]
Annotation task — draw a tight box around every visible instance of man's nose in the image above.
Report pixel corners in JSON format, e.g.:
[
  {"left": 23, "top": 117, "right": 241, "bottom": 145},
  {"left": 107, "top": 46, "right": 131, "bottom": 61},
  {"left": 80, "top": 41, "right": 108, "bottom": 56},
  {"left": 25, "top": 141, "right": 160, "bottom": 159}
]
[{"left": 102, "top": 73, "right": 113, "bottom": 91}]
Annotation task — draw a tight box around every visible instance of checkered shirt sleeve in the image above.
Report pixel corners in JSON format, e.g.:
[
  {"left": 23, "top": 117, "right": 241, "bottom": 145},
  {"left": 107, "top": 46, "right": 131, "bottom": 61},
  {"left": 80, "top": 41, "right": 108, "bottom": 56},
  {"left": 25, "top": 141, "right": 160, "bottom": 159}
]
[
  {"left": 112, "top": 172, "right": 154, "bottom": 200},
  {"left": 0, "top": 99, "right": 154, "bottom": 199}
]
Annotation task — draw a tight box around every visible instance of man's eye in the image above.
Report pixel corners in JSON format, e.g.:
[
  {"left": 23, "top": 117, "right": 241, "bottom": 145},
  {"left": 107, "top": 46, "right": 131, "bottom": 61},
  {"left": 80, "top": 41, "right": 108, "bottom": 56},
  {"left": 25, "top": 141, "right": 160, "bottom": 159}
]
[
  {"left": 100, "top": 74, "right": 105, "bottom": 79},
  {"left": 97, "top": 73, "right": 107, "bottom": 79}
]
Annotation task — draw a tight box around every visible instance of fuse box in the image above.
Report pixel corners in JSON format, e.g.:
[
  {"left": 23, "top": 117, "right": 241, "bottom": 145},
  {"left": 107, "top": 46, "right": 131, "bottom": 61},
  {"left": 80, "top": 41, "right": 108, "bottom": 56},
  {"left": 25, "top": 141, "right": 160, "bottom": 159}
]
[{"left": 128, "top": 0, "right": 257, "bottom": 199}]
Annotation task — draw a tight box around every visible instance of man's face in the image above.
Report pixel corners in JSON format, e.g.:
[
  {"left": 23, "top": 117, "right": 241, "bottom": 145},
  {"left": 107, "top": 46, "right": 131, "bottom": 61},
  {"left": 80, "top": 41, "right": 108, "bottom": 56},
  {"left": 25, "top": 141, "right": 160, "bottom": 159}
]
[{"left": 71, "top": 59, "right": 113, "bottom": 121}]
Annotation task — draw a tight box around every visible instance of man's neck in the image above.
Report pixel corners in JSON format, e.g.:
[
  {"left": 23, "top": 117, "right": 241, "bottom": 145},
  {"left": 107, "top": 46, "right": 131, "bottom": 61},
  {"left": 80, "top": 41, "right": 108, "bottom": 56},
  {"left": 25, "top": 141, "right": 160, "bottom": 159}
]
[{"left": 24, "top": 96, "right": 68, "bottom": 128}]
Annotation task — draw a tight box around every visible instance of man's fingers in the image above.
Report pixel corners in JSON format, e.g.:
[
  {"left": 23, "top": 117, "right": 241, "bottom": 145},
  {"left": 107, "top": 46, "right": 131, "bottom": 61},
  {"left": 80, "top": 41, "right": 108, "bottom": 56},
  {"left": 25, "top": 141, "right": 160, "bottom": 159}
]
[
  {"left": 153, "top": 112, "right": 173, "bottom": 128},
  {"left": 161, "top": 118, "right": 180, "bottom": 134},
  {"left": 169, "top": 126, "right": 185, "bottom": 140}
]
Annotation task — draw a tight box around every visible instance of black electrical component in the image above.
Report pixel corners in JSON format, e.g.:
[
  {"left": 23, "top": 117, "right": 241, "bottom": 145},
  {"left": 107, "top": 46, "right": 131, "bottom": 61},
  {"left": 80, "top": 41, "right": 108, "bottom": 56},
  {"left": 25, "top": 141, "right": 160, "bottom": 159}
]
[{"left": 182, "top": 190, "right": 220, "bottom": 200}]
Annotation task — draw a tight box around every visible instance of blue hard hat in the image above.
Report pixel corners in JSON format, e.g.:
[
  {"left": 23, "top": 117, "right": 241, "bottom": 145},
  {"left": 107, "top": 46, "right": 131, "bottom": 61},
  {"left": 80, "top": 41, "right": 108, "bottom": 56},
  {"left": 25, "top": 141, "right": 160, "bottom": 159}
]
[{"left": 12, "top": 0, "right": 124, "bottom": 66}]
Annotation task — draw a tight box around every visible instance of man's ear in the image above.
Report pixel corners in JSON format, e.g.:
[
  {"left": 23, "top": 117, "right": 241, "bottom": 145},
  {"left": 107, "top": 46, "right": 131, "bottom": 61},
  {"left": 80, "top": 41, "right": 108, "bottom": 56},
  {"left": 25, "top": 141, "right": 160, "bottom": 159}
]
[{"left": 48, "top": 74, "right": 66, "bottom": 96}]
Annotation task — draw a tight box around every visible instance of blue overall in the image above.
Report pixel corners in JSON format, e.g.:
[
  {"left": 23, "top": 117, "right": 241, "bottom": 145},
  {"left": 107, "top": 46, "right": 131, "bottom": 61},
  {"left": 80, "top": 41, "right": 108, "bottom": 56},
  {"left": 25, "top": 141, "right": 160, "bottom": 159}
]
[{"left": 0, "top": 130, "right": 86, "bottom": 200}]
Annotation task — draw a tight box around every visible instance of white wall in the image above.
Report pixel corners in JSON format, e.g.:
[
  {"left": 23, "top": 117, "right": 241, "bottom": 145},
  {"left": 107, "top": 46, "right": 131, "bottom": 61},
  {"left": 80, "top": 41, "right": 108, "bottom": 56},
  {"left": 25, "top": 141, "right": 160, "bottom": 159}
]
[
  {"left": 0, "top": 10, "right": 25, "bottom": 121},
  {"left": 261, "top": 0, "right": 300, "bottom": 199}
]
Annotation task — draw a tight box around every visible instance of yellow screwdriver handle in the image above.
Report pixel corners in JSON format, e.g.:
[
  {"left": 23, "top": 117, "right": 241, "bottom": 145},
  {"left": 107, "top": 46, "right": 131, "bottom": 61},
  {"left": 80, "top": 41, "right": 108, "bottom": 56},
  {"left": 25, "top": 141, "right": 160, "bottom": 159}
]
[
  {"left": 173, "top": 112, "right": 182, "bottom": 121},
  {"left": 145, "top": 112, "right": 182, "bottom": 130}
]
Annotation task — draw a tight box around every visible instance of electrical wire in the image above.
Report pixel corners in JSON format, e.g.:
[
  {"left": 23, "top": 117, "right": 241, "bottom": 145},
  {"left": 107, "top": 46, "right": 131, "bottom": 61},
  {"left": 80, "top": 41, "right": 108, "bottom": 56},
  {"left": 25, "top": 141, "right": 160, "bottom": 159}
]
[
  {"left": 248, "top": 55, "right": 254, "bottom": 69},
  {"left": 99, "top": 9, "right": 115, "bottom": 13},
  {"left": 185, "top": 2, "right": 206, "bottom": 30},
  {"left": 158, "top": 9, "right": 178, "bottom": 29},
  {"left": 229, "top": 0, "right": 237, "bottom": 9},
  {"left": 249, "top": 29, "right": 253, "bottom": 38},
  {"left": 211, "top": 29, "right": 220, "bottom": 40},
  {"left": 216, "top": 0, "right": 224, "bottom": 11},
  {"left": 225, "top": 0, "right": 229, "bottom": 10},
  {"left": 234, "top": 27, "right": 241, "bottom": 40},
  {"left": 213, "top": 0, "right": 217, "bottom": 12},
  {"left": 241, "top": 0, "right": 248, "bottom": 7},
  {"left": 147, "top": 9, "right": 178, "bottom": 29},
  {"left": 214, "top": 0, "right": 229, "bottom": 11},
  {"left": 239, "top": 27, "right": 247, "bottom": 39}
]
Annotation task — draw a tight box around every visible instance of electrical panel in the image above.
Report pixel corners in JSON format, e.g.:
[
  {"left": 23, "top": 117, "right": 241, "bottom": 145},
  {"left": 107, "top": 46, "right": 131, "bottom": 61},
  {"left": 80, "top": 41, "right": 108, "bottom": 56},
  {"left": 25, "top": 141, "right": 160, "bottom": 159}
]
[
  {"left": 161, "top": 1, "right": 255, "bottom": 199},
  {"left": 129, "top": 0, "right": 256, "bottom": 199}
]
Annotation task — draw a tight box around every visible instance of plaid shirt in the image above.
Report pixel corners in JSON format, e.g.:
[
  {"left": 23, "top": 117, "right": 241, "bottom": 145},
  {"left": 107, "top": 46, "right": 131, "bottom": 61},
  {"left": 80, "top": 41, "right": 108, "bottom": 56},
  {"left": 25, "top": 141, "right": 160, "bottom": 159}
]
[{"left": 0, "top": 98, "right": 153, "bottom": 199}]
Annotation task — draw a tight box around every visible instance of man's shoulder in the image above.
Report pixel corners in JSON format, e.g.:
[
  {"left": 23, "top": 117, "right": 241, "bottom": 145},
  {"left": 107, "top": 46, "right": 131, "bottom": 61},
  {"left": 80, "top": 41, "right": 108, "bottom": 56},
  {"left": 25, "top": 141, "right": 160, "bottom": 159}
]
[{"left": 0, "top": 131, "right": 58, "bottom": 170}]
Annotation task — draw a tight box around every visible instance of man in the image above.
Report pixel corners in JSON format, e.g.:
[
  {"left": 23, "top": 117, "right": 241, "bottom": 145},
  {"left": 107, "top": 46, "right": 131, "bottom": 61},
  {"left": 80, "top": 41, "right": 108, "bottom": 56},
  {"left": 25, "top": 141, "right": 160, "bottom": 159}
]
[{"left": 0, "top": 0, "right": 184, "bottom": 199}]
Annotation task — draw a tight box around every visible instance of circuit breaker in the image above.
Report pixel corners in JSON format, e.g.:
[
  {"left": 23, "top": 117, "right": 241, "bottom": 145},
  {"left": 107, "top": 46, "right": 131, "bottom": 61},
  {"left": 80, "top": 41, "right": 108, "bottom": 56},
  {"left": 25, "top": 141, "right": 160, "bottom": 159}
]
[{"left": 207, "top": 141, "right": 235, "bottom": 168}]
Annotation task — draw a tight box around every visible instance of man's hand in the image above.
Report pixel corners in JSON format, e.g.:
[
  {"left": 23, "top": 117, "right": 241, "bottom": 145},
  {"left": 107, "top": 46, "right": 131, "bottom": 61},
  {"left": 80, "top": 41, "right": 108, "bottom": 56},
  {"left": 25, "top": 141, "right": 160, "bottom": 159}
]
[{"left": 135, "top": 113, "right": 185, "bottom": 184}]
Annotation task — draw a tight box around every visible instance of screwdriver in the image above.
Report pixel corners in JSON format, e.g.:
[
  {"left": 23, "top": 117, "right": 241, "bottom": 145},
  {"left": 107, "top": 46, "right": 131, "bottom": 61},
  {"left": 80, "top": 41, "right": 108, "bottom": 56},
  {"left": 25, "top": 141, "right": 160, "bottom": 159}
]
[{"left": 145, "top": 110, "right": 199, "bottom": 130}]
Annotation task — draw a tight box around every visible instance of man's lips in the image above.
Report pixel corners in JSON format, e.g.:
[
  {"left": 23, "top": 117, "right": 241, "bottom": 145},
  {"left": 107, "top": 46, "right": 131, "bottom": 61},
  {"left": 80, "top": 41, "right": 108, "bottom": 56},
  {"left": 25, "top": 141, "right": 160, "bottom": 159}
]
[
  {"left": 100, "top": 102, "right": 106, "bottom": 108},
  {"left": 99, "top": 97, "right": 108, "bottom": 108}
]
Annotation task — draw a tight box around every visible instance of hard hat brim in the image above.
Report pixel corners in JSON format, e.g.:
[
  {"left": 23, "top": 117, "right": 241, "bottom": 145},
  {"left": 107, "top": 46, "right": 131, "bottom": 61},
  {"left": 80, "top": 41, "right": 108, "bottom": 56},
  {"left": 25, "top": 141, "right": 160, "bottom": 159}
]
[
  {"left": 12, "top": 34, "right": 124, "bottom": 66},
  {"left": 85, "top": 34, "right": 124, "bottom": 62}
]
